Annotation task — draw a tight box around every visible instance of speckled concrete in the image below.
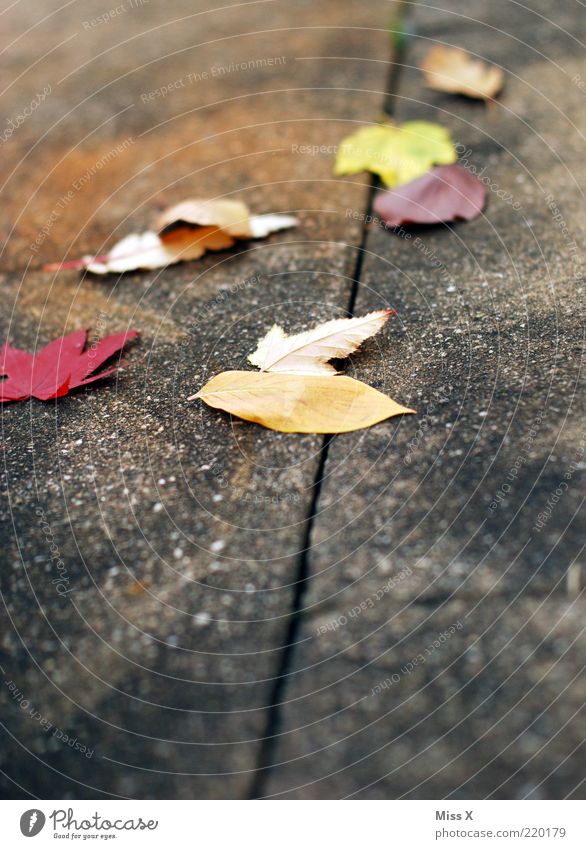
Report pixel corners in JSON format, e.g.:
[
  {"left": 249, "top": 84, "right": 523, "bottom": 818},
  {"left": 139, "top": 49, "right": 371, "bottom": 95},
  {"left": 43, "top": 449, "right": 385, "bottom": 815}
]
[
  {"left": 263, "top": 0, "right": 586, "bottom": 799},
  {"left": 0, "top": 0, "right": 393, "bottom": 798},
  {"left": 1, "top": 0, "right": 584, "bottom": 801},
  {"left": 263, "top": 596, "right": 586, "bottom": 799}
]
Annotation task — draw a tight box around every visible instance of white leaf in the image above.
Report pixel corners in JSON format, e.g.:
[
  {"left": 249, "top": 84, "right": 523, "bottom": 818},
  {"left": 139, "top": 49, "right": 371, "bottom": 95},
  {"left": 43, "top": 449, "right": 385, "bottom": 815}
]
[
  {"left": 248, "top": 213, "right": 299, "bottom": 238},
  {"left": 46, "top": 199, "right": 298, "bottom": 274},
  {"left": 248, "top": 309, "right": 393, "bottom": 375},
  {"left": 83, "top": 230, "right": 210, "bottom": 274}
]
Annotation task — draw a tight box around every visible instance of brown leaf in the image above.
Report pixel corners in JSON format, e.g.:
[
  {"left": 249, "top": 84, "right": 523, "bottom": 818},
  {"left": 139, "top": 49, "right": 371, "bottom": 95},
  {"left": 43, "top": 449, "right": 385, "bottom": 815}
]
[
  {"left": 189, "top": 370, "right": 414, "bottom": 434},
  {"left": 45, "top": 199, "right": 298, "bottom": 274},
  {"left": 373, "top": 164, "right": 486, "bottom": 227},
  {"left": 156, "top": 198, "right": 252, "bottom": 239},
  {"left": 420, "top": 46, "right": 504, "bottom": 100}
]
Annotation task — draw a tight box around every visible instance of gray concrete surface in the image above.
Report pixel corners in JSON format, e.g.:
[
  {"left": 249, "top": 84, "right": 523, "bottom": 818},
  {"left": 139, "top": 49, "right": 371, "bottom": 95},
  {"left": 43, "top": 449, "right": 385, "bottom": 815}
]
[
  {"left": 262, "top": 0, "right": 586, "bottom": 799},
  {"left": 0, "top": 0, "right": 584, "bottom": 800}
]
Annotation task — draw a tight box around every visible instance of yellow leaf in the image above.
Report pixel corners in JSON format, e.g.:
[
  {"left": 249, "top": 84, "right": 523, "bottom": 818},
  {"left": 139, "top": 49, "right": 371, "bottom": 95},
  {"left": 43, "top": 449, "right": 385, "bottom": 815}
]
[
  {"left": 420, "top": 46, "right": 504, "bottom": 101},
  {"left": 190, "top": 370, "right": 414, "bottom": 434},
  {"left": 334, "top": 121, "right": 456, "bottom": 187}
]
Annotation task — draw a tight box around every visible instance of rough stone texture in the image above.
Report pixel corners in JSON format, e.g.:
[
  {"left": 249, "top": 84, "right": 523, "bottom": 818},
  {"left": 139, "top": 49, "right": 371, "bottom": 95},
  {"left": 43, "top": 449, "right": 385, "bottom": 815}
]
[
  {"left": 0, "top": 0, "right": 393, "bottom": 798},
  {"left": 263, "top": 597, "right": 586, "bottom": 799},
  {"left": 1, "top": 0, "right": 584, "bottom": 801},
  {"left": 264, "top": 0, "right": 586, "bottom": 798},
  {"left": 0, "top": 0, "right": 390, "bottom": 269}
]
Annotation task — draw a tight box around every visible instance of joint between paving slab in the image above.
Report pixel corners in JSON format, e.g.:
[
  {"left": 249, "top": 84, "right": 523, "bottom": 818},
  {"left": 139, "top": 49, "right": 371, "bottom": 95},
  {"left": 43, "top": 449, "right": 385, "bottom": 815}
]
[{"left": 247, "top": 6, "right": 410, "bottom": 799}]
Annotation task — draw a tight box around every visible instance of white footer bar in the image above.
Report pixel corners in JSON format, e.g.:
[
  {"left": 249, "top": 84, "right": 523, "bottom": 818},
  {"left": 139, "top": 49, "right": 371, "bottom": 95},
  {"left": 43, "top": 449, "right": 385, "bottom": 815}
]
[{"left": 2, "top": 800, "right": 584, "bottom": 848}]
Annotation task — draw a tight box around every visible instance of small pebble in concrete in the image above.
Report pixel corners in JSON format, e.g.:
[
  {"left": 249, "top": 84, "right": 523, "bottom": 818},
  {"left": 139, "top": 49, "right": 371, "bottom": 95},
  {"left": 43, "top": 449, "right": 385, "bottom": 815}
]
[{"left": 194, "top": 612, "right": 211, "bottom": 626}]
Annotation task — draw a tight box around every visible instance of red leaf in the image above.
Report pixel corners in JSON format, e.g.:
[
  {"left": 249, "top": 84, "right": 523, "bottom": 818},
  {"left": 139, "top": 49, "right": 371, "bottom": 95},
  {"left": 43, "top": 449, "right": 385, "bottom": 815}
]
[
  {"left": 0, "top": 328, "right": 139, "bottom": 402},
  {"left": 373, "top": 164, "right": 486, "bottom": 227}
]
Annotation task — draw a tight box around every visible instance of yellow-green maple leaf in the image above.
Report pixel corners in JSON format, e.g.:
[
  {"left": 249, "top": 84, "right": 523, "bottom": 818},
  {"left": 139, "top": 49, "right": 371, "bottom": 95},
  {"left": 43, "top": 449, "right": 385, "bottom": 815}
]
[{"left": 334, "top": 121, "right": 456, "bottom": 187}]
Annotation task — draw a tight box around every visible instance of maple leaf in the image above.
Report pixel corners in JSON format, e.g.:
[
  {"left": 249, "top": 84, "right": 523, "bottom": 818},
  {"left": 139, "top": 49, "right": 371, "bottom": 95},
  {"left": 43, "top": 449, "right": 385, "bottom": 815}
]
[
  {"left": 373, "top": 164, "right": 486, "bottom": 227},
  {"left": 420, "top": 46, "right": 504, "bottom": 100},
  {"left": 190, "top": 312, "right": 414, "bottom": 433},
  {"left": 45, "top": 198, "right": 298, "bottom": 275},
  {"left": 248, "top": 309, "right": 393, "bottom": 375},
  {"left": 334, "top": 121, "right": 456, "bottom": 187},
  {"left": 0, "top": 328, "right": 138, "bottom": 402}
]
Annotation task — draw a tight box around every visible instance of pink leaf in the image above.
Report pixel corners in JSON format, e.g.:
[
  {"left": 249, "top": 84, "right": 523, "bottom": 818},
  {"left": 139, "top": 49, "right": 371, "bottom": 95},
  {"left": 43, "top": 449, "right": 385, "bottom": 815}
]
[{"left": 373, "top": 164, "right": 486, "bottom": 227}]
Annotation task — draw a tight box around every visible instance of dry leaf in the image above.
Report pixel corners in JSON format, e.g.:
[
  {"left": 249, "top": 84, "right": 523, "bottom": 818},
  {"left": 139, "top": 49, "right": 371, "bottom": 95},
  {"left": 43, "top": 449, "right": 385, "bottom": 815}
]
[
  {"left": 373, "top": 164, "right": 486, "bottom": 227},
  {"left": 1, "top": 328, "right": 138, "bottom": 402},
  {"left": 248, "top": 309, "right": 392, "bottom": 375},
  {"left": 189, "top": 370, "right": 414, "bottom": 434},
  {"left": 81, "top": 227, "right": 247, "bottom": 274},
  {"left": 156, "top": 198, "right": 252, "bottom": 237},
  {"left": 334, "top": 121, "right": 456, "bottom": 187},
  {"left": 157, "top": 199, "right": 296, "bottom": 240},
  {"left": 87, "top": 231, "right": 217, "bottom": 274},
  {"left": 45, "top": 198, "right": 298, "bottom": 274},
  {"left": 190, "top": 312, "right": 414, "bottom": 433},
  {"left": 420, "top": 46, "right": 504, "bottom": 100},
  {"left": 248, "top": 214, "right": 299, "bottom": 239}
]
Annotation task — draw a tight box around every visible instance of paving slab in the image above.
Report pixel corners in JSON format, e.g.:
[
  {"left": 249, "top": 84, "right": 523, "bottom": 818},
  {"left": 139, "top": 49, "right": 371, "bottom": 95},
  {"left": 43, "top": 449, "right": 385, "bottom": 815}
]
[
  {"left": 262, "top": 595, "right": 586, "bottom": 799},
  {"left": 264, "top": 0, "right": 586, "bottom": 798},
  {"left": 0, "top": 0, "right": 396, "bottom": 798},
  {"left": 0, "top": 0, "right": 392, "bottom": 270}
]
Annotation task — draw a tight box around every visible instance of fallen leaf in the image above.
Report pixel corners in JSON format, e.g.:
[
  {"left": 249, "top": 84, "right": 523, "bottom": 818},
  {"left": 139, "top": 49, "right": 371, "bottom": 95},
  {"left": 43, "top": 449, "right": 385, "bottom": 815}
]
[
  {"left": 189, "top": 370, "right": 414, "bottom": 434},
  {"left": 45, "top": 198, "right": 298, "bottom": 274},
  {"left": 0, "top": 328, "right": 138, "bottom": 402},
  {"left": 373, "top": 164, "right": 486, "bottom": 227},
  {"left": 157, "top": 199, "right": 297, "bottom": 240},
  {"left": 248, "top": 309, "right": 393, "bottom": 375},
  {"left": 247, "top": 214, "right": 299, "bottom": 239},
  {"left": 334, "top": 121, "right": 456, "bottom": 187},
  {"left": 191, "top": 312, "right": 413, "bottom": 433},
  {"left": 83, "top": 230, "right": 228, "bottom": 274},
  {"left": 420, "top": 46, "right": 504, "bottom": 100},
  {"left": 156, "top": 198, "right": 252, "bottom": 238}
]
